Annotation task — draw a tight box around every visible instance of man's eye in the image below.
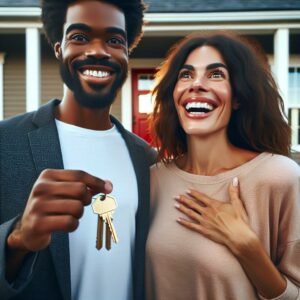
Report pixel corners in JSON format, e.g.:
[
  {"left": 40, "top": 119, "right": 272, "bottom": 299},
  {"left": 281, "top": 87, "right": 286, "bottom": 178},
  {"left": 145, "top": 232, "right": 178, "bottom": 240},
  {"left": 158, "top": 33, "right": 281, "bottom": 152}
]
[
  {"left": 178, "top": 70, "right": 192, "bottom": 79},
  {"left": 71, "top": 34, "right": 88, "bottom": 42},
  {"left": 108, "top": 37, "right": 126, "bottom": 45}
]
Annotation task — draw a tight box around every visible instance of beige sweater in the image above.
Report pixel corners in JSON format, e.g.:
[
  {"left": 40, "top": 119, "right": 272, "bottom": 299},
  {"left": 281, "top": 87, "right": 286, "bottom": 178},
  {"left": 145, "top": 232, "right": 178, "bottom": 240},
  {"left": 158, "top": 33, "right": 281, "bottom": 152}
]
[{"left": 146, "top": 153, "right": 300, "bottom": 300}]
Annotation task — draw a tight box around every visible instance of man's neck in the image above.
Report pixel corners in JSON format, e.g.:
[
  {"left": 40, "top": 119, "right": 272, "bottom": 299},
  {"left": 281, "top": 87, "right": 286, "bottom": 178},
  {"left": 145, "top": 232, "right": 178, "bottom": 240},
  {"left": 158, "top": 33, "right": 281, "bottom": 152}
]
[{"left": 55, "top": 94, "right": 113, "bottom": 131}]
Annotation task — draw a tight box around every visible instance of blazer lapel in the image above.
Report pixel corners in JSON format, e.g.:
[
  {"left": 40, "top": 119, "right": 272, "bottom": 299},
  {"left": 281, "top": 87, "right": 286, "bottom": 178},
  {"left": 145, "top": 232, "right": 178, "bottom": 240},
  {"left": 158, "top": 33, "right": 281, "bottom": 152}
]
[{"left": 28, "top": 100, "right": 71, "bottom": 300}]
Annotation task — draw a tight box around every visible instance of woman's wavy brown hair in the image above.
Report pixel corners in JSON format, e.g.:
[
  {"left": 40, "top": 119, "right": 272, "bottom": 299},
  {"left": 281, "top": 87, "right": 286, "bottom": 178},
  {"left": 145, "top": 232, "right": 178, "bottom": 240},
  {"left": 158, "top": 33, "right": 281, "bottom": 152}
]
[{"left": 149, "top": 31, "right": 291, "bottom": 162}]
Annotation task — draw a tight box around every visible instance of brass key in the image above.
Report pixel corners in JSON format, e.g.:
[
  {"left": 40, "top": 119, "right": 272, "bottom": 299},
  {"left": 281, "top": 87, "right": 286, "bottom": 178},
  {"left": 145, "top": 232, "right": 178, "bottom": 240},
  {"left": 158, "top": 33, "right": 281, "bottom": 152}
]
[
  {"left": 104, "top": 212, "right": 118, "bottom": 243},
  {"left": 105, "top": 220, "right": 112, "bottom": 250},
  {"left": 92, "top": 194, "right": 119, "bottom": 250},
  {"left": 96, "top": 215, "right": 104, "bottom": 250}
]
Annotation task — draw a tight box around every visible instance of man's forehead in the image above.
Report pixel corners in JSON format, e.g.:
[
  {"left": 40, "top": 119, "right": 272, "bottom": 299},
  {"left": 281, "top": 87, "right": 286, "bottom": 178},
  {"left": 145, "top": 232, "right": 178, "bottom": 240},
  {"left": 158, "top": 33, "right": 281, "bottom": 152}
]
[{"left": 64, "top": 0, "right": 126, "bottom": 32}]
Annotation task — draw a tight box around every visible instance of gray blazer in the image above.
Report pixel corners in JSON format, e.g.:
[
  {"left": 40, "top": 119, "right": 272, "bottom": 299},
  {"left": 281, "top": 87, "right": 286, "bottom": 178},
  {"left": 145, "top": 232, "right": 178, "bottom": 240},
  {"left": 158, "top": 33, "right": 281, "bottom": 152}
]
[{"left": 0, "top": 99, "right": 157, "bottom": 300}]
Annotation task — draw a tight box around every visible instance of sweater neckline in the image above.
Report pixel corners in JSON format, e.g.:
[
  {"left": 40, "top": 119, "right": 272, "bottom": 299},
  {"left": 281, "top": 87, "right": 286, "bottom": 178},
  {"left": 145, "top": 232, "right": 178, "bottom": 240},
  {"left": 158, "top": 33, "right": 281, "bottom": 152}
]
[{"left": 167, "top": 152, "right": 272, "bottom": 184}]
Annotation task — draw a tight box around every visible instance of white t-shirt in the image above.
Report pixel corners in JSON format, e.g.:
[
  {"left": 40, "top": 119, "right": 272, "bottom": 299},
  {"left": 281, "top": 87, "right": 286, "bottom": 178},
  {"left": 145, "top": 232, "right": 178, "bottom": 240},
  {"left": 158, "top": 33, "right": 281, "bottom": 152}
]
[{"left": 55, "top": 119, "right": 138, "bottom": 300}]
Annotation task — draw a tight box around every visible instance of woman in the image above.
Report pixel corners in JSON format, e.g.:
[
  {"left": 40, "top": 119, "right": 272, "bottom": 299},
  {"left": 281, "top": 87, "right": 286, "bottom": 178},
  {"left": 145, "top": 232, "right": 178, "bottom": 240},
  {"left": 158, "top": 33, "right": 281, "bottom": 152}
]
[{"left": 146, "top": 32, "right": 300, "bottom": 300}]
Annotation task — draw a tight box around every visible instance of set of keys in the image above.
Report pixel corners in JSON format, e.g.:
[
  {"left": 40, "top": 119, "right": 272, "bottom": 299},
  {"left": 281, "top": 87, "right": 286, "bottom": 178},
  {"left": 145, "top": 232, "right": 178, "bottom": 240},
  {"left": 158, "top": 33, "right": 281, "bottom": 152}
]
[{"left": 91, "top": 194, "right": 119, "bottom": 250}]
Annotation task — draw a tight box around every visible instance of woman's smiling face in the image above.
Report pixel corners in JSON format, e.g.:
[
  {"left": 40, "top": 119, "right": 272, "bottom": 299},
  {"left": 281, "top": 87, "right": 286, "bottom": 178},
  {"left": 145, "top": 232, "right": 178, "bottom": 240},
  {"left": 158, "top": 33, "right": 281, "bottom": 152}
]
[{"left": 173, "top": 45, "right": 233, "bottom": 137}]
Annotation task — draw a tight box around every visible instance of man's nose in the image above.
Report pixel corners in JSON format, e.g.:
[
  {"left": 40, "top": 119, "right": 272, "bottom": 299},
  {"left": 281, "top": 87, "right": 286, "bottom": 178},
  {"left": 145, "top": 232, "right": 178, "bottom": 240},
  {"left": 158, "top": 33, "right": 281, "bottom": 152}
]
[{"left": 85, "top": 41, "right": 111, "bottom": 59}]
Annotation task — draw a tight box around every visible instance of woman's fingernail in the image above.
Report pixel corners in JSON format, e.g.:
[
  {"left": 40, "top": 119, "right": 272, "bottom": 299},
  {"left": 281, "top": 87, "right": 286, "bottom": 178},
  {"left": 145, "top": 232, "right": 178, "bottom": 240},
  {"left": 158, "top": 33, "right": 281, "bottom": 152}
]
[
  {"left": 174, "top": 203, "right": 180, "bottom": 208},
  {"left": 232, "top": 177, "right": 239, "bottom": 187},
  {"left": 186, "top": 189, "right": 192, "bottom": 194},
  {"left": 174, "top": 195, "right": 180, "bottom": 200}
]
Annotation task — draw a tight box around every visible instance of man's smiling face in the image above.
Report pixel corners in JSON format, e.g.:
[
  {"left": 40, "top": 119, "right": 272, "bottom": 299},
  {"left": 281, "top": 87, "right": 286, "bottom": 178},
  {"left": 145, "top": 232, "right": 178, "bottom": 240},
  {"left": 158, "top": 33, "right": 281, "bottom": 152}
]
[{"left": 55, "top": 0, "right": 128, "bottom": 109}]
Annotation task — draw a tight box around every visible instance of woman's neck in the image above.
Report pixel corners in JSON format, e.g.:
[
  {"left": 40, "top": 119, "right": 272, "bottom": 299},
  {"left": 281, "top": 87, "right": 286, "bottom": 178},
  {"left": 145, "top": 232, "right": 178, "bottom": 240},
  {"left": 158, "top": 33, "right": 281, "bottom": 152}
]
[{"left": 176, "top": 133, "right": 258, "bottom": 176}]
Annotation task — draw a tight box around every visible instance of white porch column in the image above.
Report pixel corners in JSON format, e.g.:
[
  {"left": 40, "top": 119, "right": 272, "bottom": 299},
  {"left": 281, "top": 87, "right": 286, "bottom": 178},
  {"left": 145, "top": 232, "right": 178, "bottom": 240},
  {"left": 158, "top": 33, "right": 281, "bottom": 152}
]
[
  {"left": 121, "top": 72, "right": 132, "bottom": 131},
  {"left": 0, "top": 53, "right": 5, "bottom": 120},
  {"left": 26, "top": 27, "right": 41, "bottom": 112},
  {"left": 273, "top": 28, "right": 289, "bottom": 113}
]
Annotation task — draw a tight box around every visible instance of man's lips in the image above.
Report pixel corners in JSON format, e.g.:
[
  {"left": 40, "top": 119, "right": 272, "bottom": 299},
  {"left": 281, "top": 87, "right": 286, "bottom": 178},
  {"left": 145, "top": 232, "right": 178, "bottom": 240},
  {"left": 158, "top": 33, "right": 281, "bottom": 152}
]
[
  {"left": 72, "top": 58, "right": 121, "bottom": 84},
  {"left": 79, "top": 65, "right": 114, "bottom": 79},
  {"left": 78, "top": 65, "right": 115, "bottom": 85}
]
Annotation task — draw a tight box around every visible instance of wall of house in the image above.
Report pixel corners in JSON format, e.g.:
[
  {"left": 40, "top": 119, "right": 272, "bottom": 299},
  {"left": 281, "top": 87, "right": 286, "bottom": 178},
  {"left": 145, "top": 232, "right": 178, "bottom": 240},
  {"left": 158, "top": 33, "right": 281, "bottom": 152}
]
[{"left": 3, "top": 52, "right": 26, "bottom": 118}]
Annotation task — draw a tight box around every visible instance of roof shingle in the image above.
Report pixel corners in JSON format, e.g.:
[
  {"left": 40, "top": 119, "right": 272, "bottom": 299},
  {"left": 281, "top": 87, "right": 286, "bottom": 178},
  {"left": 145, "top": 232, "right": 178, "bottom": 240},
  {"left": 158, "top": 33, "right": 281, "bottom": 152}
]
[{"left": 0, "top": 0, "right": 300, "bottom": 12}]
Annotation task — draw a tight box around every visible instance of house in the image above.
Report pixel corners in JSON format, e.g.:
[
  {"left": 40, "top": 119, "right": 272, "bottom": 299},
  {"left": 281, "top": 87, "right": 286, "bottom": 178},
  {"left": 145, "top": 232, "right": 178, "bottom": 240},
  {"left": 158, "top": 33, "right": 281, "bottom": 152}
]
[{"left": 0, "top": 0, "right": 300, "bottom": 149}]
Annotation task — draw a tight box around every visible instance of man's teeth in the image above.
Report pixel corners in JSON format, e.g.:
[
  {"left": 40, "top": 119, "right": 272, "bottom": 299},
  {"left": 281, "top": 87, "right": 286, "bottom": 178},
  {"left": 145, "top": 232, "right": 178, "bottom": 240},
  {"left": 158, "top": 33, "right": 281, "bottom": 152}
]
[
  {"left": 83, "top": 70, "right": 110, "bottom": 78},
  {"left": 185, "top": 102, "right": 214, "bottom": 113}
]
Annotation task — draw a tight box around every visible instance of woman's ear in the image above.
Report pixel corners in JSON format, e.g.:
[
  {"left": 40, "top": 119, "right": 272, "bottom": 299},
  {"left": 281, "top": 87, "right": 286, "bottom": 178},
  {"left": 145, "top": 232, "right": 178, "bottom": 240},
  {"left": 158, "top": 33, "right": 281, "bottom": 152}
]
[
  {"left": 232, "top": 99, "right": 240, "bottom": 110},
  {"left": 54, "top": 42, "right": 61, "bottom": 60}
]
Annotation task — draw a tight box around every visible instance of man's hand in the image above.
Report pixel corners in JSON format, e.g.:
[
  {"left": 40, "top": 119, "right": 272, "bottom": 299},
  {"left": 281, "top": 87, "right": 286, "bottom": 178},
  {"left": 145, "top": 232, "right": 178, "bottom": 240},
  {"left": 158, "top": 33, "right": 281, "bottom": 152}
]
[{"left": 7, "top": 169, "right": 112, "bottom": 252}]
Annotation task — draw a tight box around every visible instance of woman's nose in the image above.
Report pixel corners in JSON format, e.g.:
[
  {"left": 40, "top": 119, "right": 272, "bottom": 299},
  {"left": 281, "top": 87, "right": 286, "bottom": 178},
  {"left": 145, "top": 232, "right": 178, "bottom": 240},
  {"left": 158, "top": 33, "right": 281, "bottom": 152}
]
[
  {"left": 190, "top": 76, "right": 207, "bottom": 92},
  {"left": 188, "top": 77, "right": 208, "bottom": 93}
]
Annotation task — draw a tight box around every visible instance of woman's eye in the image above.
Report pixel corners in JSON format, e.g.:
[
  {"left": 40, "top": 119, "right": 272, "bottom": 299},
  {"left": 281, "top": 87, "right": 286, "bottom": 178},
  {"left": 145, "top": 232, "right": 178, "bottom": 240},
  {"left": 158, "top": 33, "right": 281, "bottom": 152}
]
[
  {"left": 71, "top": 34, "right": 88, "bottom": 42},
  {"left": 210, "top": 70, "right": 225, "bottom": 79},
  {"left": 178, "top": 70, "right": 192, "bottom": 79}
]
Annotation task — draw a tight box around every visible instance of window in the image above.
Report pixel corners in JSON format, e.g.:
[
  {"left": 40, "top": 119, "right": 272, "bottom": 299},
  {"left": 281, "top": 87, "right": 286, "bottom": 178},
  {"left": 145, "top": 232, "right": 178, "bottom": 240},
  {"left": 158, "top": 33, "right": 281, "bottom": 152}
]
[
  {"left": 137, "top": 74, "right": 155, "bottom": 114},
  {"left": 288, "top": 67, "right": 300, "bottom": 108},
  {"left": 288, "top": 67, "right": 300, "bottom": 150}
]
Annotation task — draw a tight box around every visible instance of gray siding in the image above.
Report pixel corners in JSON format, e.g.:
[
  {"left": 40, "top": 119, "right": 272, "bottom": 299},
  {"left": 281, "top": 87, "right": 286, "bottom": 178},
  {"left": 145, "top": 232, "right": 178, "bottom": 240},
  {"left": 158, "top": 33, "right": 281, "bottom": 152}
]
[
  {"left": 3, "top": 53, "right": 26, "bottom": 119},
  {"left": 41, "top": 56, "right": 63, "bottom": 104}
]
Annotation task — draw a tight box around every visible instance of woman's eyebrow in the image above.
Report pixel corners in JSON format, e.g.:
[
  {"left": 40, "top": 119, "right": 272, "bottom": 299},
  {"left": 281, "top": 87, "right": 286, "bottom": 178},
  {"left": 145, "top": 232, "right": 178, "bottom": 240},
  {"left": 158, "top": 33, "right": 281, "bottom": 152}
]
[
  {"left": 181, "top": 64, "right": 194, "bottom": 71},
  {"left": 180, "top": 63, "right": 227, "bottom": 71},
  {"left": 206, "top": 63, "right": 227, "bottom": 70}
]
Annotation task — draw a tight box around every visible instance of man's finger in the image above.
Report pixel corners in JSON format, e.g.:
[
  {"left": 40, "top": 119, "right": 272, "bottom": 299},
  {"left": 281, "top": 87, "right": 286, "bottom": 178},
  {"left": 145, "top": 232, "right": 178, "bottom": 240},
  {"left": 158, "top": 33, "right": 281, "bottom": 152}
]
[{"left": 39, "top": 169, "right": 113, "bottom": 194}]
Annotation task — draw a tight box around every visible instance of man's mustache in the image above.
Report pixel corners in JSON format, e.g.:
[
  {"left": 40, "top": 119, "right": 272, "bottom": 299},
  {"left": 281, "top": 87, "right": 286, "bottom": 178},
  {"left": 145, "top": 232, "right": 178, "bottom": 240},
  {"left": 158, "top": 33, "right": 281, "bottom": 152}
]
[{"left": 72, "top": 58, "right": 121, "bottom": 73}]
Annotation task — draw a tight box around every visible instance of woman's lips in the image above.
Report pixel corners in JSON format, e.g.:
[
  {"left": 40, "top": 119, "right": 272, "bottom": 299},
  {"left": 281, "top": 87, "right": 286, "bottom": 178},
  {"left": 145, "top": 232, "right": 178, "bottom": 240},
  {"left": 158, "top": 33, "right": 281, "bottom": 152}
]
[{"left": 181, "top": 97, "right": 219, "bottom": 117}]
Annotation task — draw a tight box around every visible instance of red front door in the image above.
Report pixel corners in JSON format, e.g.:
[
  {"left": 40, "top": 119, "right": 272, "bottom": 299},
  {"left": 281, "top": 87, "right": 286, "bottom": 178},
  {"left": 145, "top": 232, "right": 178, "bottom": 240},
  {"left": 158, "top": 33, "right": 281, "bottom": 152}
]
[{"left": 132, "top": 69, "right": 156, "bottom": 143}]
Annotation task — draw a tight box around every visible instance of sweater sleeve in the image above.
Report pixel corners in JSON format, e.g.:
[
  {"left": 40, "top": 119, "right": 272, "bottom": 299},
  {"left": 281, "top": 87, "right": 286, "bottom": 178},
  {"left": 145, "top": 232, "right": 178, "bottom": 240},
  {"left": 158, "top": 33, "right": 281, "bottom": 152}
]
[
  {"left": 259, "top": 241, "right": 300, "bottom": 300},
  {"left": 258, "top": 159, "right": 300, "bottom": 300}
]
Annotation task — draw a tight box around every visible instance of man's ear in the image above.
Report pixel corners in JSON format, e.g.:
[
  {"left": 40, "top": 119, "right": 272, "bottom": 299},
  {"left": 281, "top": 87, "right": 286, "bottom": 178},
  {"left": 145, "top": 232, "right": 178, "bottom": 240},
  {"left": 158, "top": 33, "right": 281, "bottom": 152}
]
[{"left": 54, "top": 42, "right": 61, "bottom": 59}]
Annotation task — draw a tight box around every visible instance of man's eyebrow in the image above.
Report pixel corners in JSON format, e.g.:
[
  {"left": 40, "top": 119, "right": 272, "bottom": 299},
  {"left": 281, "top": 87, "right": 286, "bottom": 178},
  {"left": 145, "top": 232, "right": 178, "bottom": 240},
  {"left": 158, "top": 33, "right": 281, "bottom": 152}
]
[
  {"left": 66, "top": 23, "right": 92, "bottom": 35},
  {"left": 65, "top": 24, "right": 127, "bottom": 40},
  {"left": 106, "top": 27, "right": 127, "bottom": 40}
]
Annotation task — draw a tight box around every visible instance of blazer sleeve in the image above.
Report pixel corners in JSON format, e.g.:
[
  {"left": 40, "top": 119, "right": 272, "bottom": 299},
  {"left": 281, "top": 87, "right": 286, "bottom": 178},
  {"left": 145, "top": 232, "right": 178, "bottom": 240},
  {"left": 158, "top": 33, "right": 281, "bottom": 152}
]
[{"left": 0, "top": 217, "right": 38, "bottom": 300}]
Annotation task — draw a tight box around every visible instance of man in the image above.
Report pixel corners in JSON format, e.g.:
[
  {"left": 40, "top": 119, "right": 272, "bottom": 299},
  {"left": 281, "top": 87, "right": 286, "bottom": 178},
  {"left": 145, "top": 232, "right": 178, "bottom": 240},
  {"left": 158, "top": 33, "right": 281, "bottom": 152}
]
[{"left": 0, "top": 1, "right": 156, "bottom": 299}]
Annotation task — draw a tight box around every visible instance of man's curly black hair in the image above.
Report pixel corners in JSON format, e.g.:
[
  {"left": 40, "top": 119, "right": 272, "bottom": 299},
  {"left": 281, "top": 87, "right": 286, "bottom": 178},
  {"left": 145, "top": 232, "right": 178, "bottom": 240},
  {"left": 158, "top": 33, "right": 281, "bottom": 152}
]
[{"left": 41, "top": 0, "right": 147, "bottom": 53}]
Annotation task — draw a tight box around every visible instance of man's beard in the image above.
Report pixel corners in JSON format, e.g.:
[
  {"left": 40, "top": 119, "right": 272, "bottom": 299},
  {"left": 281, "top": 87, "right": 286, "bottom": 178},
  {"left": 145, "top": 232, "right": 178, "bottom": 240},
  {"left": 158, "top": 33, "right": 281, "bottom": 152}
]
[{"left": 59, "top": 57, "right": 127, "bottom": 109}]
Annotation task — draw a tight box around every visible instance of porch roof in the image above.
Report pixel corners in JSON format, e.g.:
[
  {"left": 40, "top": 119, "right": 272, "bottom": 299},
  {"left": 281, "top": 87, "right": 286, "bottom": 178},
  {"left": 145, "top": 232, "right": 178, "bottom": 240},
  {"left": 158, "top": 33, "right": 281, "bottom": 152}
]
[{"left": 0, "top": 0, "right": 300, "bottom": 12}]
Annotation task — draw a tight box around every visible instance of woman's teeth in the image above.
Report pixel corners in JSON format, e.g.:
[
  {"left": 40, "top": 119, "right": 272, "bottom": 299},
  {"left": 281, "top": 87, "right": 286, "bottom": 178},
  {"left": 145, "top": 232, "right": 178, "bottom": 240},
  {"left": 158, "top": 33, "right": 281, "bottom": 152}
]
[{"left": 185, "top": 102, "right": 214, "bottom": 114}]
